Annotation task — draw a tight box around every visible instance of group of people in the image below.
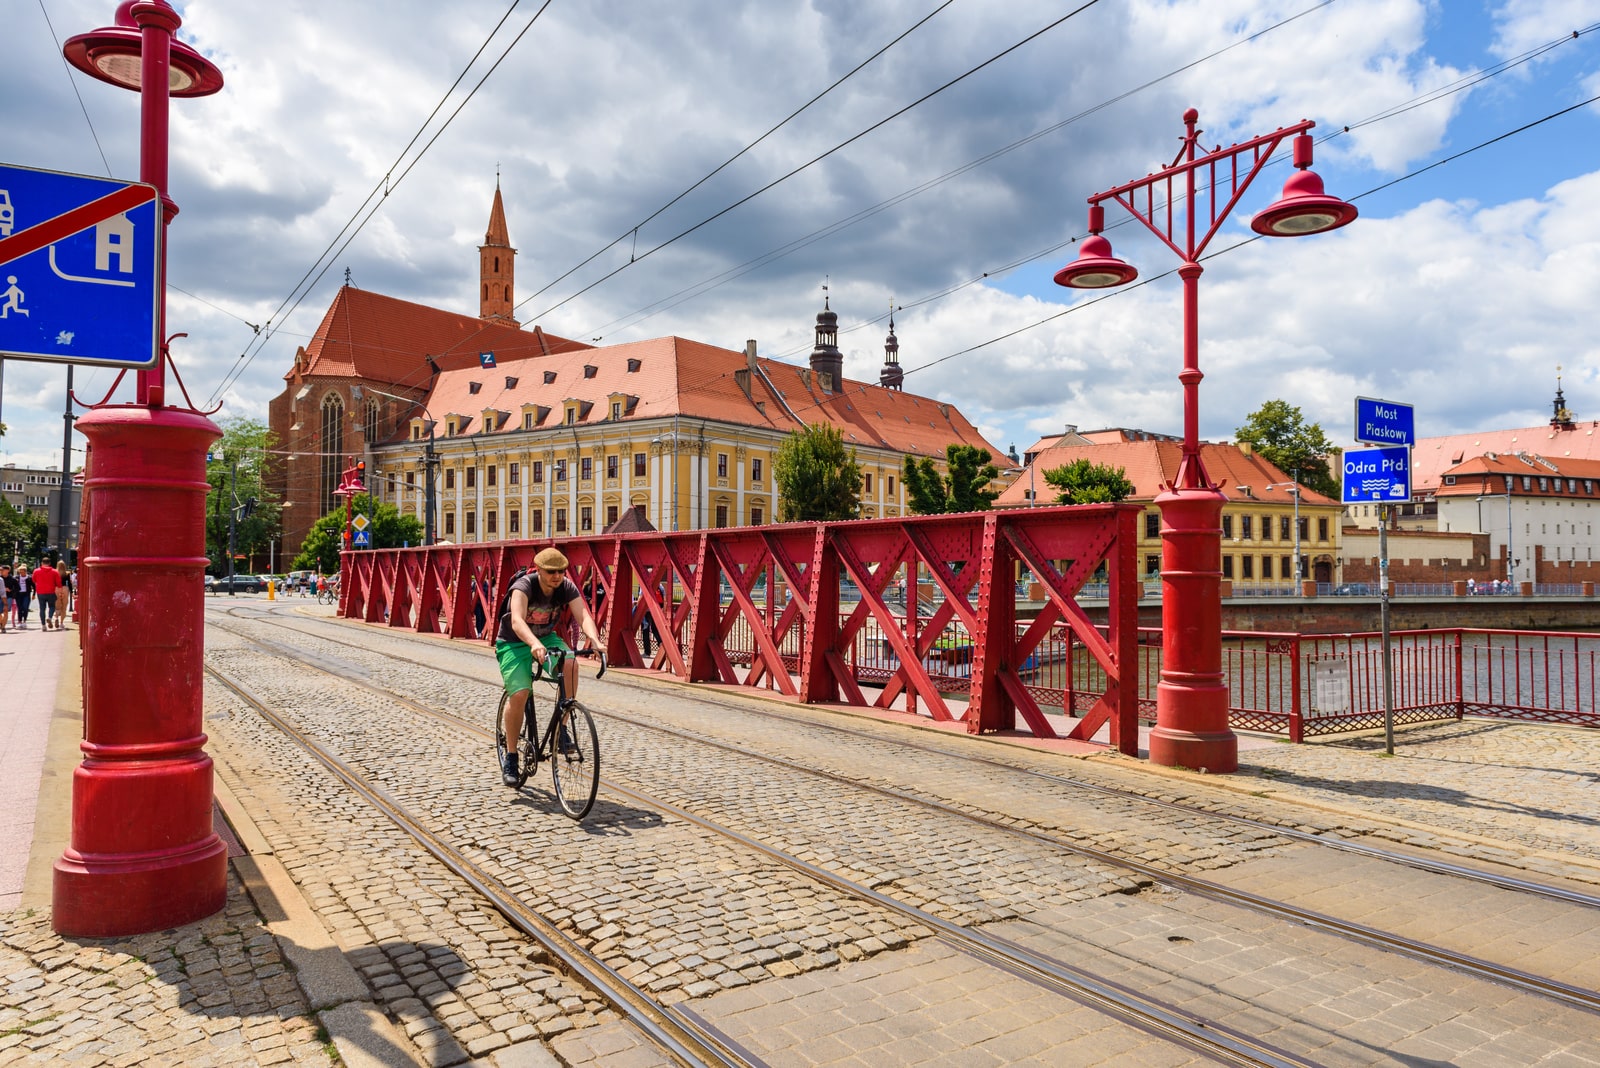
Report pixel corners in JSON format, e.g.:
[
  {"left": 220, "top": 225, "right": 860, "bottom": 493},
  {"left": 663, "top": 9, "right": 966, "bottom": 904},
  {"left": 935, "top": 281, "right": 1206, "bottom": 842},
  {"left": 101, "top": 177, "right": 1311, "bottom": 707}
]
[
  {"left": 0, "top": 559, "right": 73, "bottom": 633},
  {"left": 1466, "top": 578, "right": 1514, "bottom": 595}
]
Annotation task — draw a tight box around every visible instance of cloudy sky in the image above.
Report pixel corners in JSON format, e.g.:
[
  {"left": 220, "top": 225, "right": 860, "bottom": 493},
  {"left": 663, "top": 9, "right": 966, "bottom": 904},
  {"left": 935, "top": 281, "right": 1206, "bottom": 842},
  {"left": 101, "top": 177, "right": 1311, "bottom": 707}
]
[{"left": 3, "top": 0, "right": 1598, "bottom": 475}]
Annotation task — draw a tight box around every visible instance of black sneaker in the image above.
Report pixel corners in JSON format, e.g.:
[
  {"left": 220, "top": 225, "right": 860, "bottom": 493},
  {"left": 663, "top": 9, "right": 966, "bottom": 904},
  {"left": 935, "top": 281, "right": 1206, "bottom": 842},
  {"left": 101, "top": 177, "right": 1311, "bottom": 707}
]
[{"left": 501, "top": 751, "right": 520, "bottom": 787}]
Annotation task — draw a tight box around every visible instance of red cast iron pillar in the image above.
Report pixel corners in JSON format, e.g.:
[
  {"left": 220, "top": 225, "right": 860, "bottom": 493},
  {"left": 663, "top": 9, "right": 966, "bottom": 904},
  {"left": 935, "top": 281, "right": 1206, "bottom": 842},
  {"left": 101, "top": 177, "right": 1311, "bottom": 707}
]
[
  {"left": 1055, "top": 108, "right": 1356, "bottom": 772},
  {"left": 55, "top": 0, "right": 226, "bottom": 936}
]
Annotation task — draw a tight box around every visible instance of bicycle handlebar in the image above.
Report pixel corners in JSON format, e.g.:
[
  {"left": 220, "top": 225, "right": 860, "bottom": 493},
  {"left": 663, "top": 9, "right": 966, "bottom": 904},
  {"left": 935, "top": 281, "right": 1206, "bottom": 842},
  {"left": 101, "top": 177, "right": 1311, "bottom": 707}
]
[{"left": 574, "top": 647, "right": 607, "bottom": 680}]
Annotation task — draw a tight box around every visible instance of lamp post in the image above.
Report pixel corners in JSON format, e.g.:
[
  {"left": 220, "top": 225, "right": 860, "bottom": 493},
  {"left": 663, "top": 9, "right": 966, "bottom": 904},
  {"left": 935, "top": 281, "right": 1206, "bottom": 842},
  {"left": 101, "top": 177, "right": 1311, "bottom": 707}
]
[
  {"left": 1265, "top": 477, "right": 1301, "bottom": 587},
  {"left": 52, "top": 0, "right": 226, "bottom": 938},
  {"left": 1055, "top": 109, "right": 1355, "bottom": 772}
]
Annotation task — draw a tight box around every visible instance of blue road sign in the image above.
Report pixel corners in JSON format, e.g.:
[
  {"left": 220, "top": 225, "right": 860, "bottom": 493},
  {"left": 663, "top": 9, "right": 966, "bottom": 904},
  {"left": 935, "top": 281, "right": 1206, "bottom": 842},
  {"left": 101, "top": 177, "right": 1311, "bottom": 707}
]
[
  {"left": 1354, "top": 396, "right": 1414, "bottom": 446},
  {"left": 1342, "top": 445, "right": 1412, "bottom": 504},
  {"left": 0, "top": 162, "right": 161, "bottom": 368},
  {"left": 352, "top": 529, "right": 372, "bottom": 548}
]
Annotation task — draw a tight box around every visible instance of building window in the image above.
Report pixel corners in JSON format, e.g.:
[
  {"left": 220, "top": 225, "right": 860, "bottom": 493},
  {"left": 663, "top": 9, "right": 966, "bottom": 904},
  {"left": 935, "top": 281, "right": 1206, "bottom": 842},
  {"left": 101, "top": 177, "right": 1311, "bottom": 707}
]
[
  {"left": 509, "top": 510, "right": 520, "bottom": 534},
  {"left": 611, "top": 401, "right": 622, "bottom": 420},
  {"left": 444, "top": 512, "right": 456, "bottom": 536},
  {"left": 532, "top": 508, "right": 543, "bottom": 534},
  {"left": 523, "top": 412, "right": 534, "bottom": 430},
  {"left": 634, "top": 452, "right": 647, "bottom": 478},
  {"left": 465, "top": 512, "right": 476, "bottom": 536},
  {"left": 555, "top": 508, "right": 568, "bottom": 532},
  {"left": 1261, "top": 516, "right": 1272, "bottom": 541},
  {"left": 555, "top": 459, "right": 567, "bottom": 482},
  {"left": 565, "top": 407, "right": 576, "bottom": 425},
  {"left": 532, "top": 461, "right": 543, "bottom": 484},
  {"left": 486, "top": 511, "right": 497, "bottom": 535},
  {"left": 1242, "top": 555, "right": 1254, "bottom": 579},
  {"left": 888, "top": 474, "right": 895, "bottom": 496},
  {"left": 581, "top": 457, "right": 593, "bottom": 481},
  {"left": 751, "top": 505, "right": 764, "bottom": 525},
  {"left": 1145, "top": 555, "right": 1160, "bottom": 576},
  {"left": 509, "top": 462, "right": 520, "bottom": 486},
  {"left": 1222, "top": 515, "right": 1233, "bottom": 539},
  {"left": 718, "top": 453, "right": 728, "bottom": 478},
  {"left": 580, "top": 506, "right": 593, "bottom": 532},
  {"left": 466, "top": 467, "right": 477, "bottom": 489},
  {"left": 1222, "top": 555, "right": 1234, "bottom": 579},
  {"left": 715, "top": 504, "right": 729, "bottom": 528},
  {"left": 752, "top": 458, "right": 763, "bottom": 482},
  {"left": 1145, "top": 512, "right": 1159, "bottom": 539},
  {"left": 1241, "top": 515, "right": 1253, "bottom": 540},
  {"left": 320, "top": 393, "right": 344, "bottom": 517},
  {"left": 483, "top": 465, "right": 495, "bottom": 487},
  {"left": 445, "top": 468, "right": 456, "bottom": 490},
  {"left": 1298, "top": 517, "right": 1308, "bottom": 541},
  {"left": 607, "top": 455, "right": 618, "bottom": 479},
  {"left": 864, "top": 472, "right": 873, "bottom": 493},
  {"left": 606, "top": 505, "right": 618, "bottom": 527},
  {"left": 1280, "top": 516, "right": 1290, "bottom": 540},
  {"left": 406, "top": 471, "right": 416, "bottom": 488},
  {"left": 1318, "top": 517, "right": 1329, "bottom": 540}
]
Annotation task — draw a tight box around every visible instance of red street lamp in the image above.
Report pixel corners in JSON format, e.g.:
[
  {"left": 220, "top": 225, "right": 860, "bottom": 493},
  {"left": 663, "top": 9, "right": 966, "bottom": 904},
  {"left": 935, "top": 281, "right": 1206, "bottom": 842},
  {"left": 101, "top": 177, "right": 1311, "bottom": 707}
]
[
  {"left": 53, "top": 1, "right": 226, "bottom": 937},
  {"left": 1055, "top": 109, "right": 1355, "bottom": 773},
  {"left": 333, "top": 460, "right": 367, "bottom": 553}
]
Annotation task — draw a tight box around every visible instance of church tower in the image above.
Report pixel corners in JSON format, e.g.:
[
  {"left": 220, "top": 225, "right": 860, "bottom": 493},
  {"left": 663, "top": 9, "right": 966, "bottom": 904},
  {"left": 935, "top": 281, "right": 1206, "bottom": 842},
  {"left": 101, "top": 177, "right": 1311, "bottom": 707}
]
[
  {"left": 879, "top": 307, "right": 904, "bottom": 390},
  {"left": 809, "top": 287, "right": 844, "bottom": 392},
  {"left": 479, "top": 179, "right": 518, "bottom": 325}
]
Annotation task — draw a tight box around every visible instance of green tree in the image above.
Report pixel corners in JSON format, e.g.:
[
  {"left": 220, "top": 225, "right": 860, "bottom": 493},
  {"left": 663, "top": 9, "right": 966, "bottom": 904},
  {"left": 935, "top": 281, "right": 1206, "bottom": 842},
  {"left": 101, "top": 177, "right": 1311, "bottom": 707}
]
[
  {"left": 292, "top": 493, "right": 424, "bottom": 574},
  {"left": 1, "top": 501, "right": 48, "bottom": 562},
  {"left": 1234, "top": 399, "right": 1339, "bottom": 498},
  {"left": 774, "top": 424, "right": 862, "bottom": 522},
  {"left": 1042, "top": 459, "right": 1136, "bottom": 504},
  {"left": 205, "top": 417, "right": 284, "bottom": 573},
  {"left": 903, "top": 445, "right": 1001, "bottom": 514}
]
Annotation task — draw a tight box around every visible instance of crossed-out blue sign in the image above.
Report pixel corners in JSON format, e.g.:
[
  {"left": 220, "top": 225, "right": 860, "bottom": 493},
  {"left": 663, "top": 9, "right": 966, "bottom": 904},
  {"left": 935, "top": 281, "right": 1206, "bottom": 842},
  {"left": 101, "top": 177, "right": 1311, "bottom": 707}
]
[
  {"left": 1354, "top": 396, "right": 1414, "bottom": 446},
  {"left": 1342, "top": 445, "right": 1412, "bottom": 504},
  {"left": 0, "top": 162, "right": 161, "bottom": 367}
]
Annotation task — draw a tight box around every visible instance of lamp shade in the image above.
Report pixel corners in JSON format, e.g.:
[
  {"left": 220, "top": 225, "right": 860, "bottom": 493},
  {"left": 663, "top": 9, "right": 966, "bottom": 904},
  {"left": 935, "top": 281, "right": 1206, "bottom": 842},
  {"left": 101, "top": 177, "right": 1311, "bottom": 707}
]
[
  {"left": 1250, "top": 168, "right": 1358, "bottom": 237},
  {"left": 63, "top": 3, "right": 223, "bottom": 98},
  {"left": 1053, "top": 234, "right": 1139, "bottom": 289}
]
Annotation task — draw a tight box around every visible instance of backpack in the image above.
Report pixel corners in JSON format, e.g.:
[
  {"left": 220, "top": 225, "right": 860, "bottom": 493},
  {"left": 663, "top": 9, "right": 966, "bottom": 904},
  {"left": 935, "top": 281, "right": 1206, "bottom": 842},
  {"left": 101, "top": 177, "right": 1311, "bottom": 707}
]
[{"left": 486, "top": 568, "right": 526, "bottom": 646}]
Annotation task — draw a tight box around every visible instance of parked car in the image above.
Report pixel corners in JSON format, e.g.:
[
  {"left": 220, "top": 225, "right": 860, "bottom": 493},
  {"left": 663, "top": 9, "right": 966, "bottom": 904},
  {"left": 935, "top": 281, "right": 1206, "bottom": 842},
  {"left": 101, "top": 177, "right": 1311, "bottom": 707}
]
[{"left": 209, "top": 573, "right": 265, "bottom": 593}]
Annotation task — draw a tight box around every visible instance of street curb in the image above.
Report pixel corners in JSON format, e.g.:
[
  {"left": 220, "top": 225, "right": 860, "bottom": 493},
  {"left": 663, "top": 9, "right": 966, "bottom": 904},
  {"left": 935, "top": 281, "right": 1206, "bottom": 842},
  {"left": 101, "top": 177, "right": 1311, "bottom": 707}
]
[
  {"left": 21, "top": 622, "right": 84, "bottom": 911},
  {"left": 212, "top": 755, "right": 421, "bottom": 1064}
]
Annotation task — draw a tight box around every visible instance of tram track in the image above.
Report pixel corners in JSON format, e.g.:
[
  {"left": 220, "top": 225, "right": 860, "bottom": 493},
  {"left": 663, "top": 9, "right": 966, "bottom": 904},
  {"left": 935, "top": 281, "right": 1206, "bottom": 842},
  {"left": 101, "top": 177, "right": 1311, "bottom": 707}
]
[
  {"left": 210, "top": 609, "right": 1600, "bottom": 1024},
  {"left": 226, "top": 604, "right": 1600, "bottom": 910},
  {"left": 207, "top": 619, "right": 1323, "bottom": 1067}
]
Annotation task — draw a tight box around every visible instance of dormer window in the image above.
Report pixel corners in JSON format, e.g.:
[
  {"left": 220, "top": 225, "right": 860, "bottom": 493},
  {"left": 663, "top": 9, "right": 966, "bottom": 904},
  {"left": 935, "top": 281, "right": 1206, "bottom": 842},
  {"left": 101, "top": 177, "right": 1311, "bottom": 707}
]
[
  {"left": 627, "top": 358, "right": 641, "bottom": 373},
  {"left": 468, "top": 381, "right": 482, "bottom": 395},
  {"left": 544, "top": 370, "right": 557, "bottom": 384},
  {"left": 611, "top": 401, "right": 622, "bottom": 420},
  {"left": 565, "top": 406, "right": 576, "bottom": 425},
  {"left": 583, "top": 365, "right": 598, "bottom": 379},
  {"left": 505, "top": 376, "right": 518, "bottom": 388}
]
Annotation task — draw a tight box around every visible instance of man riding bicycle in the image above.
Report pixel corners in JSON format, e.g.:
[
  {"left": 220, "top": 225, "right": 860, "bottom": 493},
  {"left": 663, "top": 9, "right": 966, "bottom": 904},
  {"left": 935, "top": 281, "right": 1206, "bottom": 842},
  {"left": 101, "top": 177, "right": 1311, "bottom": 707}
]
[{"left": 495, "top": 546, "right": 603, "bottom": 787}]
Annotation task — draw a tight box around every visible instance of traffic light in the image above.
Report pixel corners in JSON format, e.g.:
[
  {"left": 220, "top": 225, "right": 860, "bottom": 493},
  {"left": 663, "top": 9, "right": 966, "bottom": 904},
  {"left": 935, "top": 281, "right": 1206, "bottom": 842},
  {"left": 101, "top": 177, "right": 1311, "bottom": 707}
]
[
  {"left": 241, "top": 496, "right": 257, "bottom": 519},
  {"left": 355, "top": 460, "right": 366, "bottom": 487}
]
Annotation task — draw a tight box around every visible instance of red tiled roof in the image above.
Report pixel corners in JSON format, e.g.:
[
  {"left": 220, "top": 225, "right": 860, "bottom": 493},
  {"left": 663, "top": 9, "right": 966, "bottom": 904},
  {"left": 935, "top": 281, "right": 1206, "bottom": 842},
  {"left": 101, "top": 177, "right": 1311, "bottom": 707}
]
[
  {"left": 291, "top": 286, "right": 590, "bottom": 387},
  {"left": 1435, "top": 452, "right": 1600, "bottom": 498},
  {"left": 994, "top": 440, "right": 1337, "bottom": 507},
  {"left": 419, "top": 336, "right": 1004, "bottom": 460},
  {"left": 1411, "top": 422, "right": 1600, "bottom": 493}
]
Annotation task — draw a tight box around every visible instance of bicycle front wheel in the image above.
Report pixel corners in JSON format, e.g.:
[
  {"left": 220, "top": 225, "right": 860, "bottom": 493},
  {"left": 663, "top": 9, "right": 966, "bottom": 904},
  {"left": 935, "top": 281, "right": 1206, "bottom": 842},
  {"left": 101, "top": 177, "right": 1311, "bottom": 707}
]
[{"left": 550, "top": 701, "right": 600, "bottom": 819}]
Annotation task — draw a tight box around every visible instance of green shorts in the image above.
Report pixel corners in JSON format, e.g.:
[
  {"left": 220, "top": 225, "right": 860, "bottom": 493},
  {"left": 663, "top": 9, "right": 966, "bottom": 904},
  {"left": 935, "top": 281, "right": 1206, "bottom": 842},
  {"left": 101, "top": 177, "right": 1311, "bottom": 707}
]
[{"left": 496, "top": 634, "right": 570, "bottom": 694}]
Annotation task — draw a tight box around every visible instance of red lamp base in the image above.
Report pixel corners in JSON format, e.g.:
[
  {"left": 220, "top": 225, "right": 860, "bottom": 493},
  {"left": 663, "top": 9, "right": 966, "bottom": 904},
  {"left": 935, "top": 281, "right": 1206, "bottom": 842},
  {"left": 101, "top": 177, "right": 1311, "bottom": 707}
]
[{"left": 53, "top": 837, "right": 227, "bottom": 938}]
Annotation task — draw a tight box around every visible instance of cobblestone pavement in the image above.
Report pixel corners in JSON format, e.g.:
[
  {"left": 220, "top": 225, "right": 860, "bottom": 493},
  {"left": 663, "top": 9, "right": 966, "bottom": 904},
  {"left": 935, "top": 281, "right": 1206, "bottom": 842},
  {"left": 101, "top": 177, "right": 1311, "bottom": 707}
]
[
  {"left": 189, "top": 605, "right": 1600, "bottom": 1066},
  {"left": 0, "top": 872, "right": 332, "bottom": 1067}
]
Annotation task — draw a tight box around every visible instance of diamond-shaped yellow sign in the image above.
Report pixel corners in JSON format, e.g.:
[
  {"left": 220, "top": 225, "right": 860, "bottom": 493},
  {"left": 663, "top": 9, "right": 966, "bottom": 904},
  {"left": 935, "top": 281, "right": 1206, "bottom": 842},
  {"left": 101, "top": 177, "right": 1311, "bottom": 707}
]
[{"left": 351, "top": 513, "right": 370, "bottom": 532}]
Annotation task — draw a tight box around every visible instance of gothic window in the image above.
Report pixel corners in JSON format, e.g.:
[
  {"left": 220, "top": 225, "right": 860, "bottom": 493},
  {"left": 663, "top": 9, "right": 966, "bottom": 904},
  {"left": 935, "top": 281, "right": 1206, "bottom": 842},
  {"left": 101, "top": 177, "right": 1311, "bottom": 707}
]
[{"left": 320, "top": 393, "right": 344, "bottom": 516}]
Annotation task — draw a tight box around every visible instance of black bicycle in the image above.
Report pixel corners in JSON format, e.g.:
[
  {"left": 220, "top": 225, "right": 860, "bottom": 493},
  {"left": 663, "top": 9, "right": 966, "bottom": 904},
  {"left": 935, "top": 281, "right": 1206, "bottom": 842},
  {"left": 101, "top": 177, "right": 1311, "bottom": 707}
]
[{"left": 496, "top": 647, "right": 606, "bottom": 819}]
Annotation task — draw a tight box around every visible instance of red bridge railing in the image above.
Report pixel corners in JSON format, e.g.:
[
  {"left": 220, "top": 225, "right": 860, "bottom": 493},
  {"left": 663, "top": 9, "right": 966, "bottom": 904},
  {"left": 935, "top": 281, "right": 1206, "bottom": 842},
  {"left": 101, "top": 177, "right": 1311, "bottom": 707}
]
[{"left": 339, "top": 505, "right": 1144, "bottom": 753}]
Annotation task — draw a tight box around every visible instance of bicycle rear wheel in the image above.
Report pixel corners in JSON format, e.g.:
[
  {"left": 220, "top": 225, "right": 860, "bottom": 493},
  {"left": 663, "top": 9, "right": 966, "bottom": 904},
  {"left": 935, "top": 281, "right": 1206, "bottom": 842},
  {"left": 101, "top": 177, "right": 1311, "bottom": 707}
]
[
  {"left": 495, "top": 691, "right": 534, "bottom": 789},
  {"left": 550, "top": 701, "right": 600, "bottom": 819}
]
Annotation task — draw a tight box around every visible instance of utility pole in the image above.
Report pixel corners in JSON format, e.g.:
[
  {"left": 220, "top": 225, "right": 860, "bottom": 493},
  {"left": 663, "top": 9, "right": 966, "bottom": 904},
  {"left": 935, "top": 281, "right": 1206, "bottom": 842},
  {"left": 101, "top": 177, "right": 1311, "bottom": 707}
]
[
  {"left": 227, "top": 454, "right": 238, "bottom": 595},
  {"left": 58, "top": 365, "right": 75, "bottom": 554},
  {"left": 424, "top": 425, "right": 438, "bottom": 545}
]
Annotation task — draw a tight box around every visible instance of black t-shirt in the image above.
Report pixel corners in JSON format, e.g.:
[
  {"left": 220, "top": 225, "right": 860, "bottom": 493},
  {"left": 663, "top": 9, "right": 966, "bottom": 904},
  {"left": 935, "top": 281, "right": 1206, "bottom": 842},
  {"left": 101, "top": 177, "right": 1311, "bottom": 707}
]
[
  {"left": 496, "top": 573, "right": 580, "bottom": 644},
  {"left": 2, "top": 574, "right": 19, "bottom": 598}
]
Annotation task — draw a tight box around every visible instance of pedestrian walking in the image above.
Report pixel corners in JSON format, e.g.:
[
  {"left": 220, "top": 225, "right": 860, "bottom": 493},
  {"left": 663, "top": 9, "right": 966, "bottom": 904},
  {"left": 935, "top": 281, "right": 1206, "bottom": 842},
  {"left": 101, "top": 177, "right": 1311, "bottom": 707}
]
[
  {"left": 0, "top": 564, "right": 17, "bottom": 633},
  {"left": 32, "top": 559, "right": 63, "bottom": 631},
  {"left": 15, "top": 569, "right": 31, "bottom": 628}
]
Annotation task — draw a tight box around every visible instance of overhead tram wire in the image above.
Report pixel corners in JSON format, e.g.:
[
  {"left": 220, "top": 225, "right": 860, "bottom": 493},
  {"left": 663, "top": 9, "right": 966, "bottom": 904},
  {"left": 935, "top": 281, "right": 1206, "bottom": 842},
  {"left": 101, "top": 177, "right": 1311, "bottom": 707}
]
[
  {"left": 574, "top": 0, "right": 1343, "bottom": 345},
  {"left": 523, "top": 0, "right": 1108, "bottom": 325},
  {"left": 749, "top": 19, "right": 1600, "bottom": 362},
  {"left": 520, "top": 0, "right": 959, "bottom": 312},
  {"left": 206, "top": 0, "right": 553, "bottom": 407},
  {"left": 891, "top": 90, "right": 1600, "bottom": 387}
]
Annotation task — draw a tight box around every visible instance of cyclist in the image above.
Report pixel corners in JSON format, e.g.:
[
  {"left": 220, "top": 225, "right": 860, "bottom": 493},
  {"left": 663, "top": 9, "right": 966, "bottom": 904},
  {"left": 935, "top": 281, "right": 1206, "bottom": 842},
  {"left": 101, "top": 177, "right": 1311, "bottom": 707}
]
[{"left": 495, "top": 546, "right": 603, "bottom": 787}]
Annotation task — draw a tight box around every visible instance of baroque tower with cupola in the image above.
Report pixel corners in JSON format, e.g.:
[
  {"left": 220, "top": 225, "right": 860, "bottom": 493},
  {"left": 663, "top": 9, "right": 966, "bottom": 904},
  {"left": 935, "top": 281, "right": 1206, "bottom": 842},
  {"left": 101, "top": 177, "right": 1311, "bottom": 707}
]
[{"left": 479, "top": 179, "right": 518, "bottom": 325}]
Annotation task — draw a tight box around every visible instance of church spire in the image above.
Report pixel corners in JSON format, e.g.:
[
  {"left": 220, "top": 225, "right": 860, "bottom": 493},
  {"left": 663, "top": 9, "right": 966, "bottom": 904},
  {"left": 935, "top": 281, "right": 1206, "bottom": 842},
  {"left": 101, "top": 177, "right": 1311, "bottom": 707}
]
[
  {"left": 809, "top": 280, "right": 843, "bottom": 392},
  {"left": 1553, "top": 366, "right": 1575, "bottom": 429},
  {"left": 479, "top": 175, "right": 518, "bottom": 325},
  {"left": 879, "top": 303, "right": 903, "bottom": 390}
]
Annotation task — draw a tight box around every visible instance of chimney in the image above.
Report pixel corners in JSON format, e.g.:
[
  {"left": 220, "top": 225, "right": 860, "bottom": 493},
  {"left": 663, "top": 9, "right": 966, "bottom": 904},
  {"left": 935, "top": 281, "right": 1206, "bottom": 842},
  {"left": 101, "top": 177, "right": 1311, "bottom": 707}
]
[{"left": 745, "top": 339, "right": 759, "bottom": 372}]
